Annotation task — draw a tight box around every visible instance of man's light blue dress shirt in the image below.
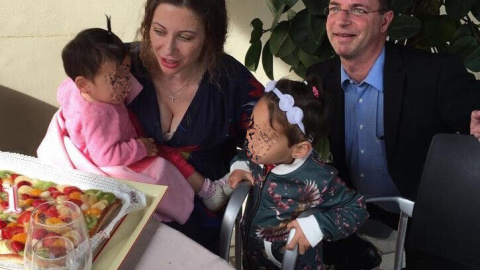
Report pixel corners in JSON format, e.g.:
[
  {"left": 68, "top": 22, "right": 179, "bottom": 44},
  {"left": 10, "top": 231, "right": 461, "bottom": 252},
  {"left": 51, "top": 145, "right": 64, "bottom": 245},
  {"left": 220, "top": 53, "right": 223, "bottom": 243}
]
[{"left": 341, "top": 47, "right": 400, "bottom": 199}]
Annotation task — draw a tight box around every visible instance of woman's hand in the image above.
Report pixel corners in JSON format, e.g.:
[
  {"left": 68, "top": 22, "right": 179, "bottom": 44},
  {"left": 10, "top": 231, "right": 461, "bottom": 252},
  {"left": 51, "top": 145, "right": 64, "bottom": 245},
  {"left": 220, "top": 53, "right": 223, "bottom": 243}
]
[
  {"left": 228, "top": 169, "right": 253, "bottom": 188},
  {"left": 138, "top": 138, "right": 159, "bottom": 157},
  {"left": 285, "top": 220, "right": 311, "bottom": 255},
  {"left": 157, "top": 144, "right": 195, "bottom": 179}
]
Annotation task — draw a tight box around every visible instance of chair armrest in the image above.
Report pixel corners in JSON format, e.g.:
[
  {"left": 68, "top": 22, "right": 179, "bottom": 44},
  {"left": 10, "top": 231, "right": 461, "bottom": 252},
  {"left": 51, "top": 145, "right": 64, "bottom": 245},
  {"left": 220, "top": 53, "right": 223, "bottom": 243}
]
[
  {"left": 282, "top": 209, "right": 318, "bottom": 270},
  {"left": 366, "top": 196, "right": 414, "bottom": 217},
  {"left": 219, "top": 181, "right": 251, "bottom": 261},
  {"left": 365, "top": 196, "right": 415, "bottom": 270}
]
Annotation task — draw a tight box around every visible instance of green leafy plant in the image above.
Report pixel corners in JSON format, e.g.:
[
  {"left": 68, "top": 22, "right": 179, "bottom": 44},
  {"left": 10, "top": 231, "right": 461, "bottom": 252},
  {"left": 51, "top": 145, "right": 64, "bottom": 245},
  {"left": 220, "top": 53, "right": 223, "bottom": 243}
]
[{"left": 245, "top": 0, "right": 480, "bottom": 79}]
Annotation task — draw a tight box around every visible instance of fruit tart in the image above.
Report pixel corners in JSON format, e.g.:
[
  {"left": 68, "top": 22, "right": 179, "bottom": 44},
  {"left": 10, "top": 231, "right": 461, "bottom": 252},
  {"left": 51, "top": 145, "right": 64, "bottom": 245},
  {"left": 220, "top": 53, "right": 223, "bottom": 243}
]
[{"left": 0, "top": 170, "right": 121, "bottom": 264}]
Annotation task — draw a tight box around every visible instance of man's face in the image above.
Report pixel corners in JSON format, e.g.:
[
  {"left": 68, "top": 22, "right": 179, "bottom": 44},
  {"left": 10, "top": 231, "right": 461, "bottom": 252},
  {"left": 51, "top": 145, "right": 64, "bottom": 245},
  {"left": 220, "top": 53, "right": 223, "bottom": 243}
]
[{"left": 326, "top": 0, "right": 393, "bottom": 61}]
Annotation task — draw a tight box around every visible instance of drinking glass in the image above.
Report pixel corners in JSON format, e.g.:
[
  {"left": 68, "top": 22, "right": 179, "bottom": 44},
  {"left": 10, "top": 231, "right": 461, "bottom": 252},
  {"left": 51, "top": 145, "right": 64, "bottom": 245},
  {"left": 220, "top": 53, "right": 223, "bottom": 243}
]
[
  {"left": 31, "top": 236, "right": 75, "bottom": 270},
  {"left": 24, "top": 201, "right": 92, "bottom": 270}
]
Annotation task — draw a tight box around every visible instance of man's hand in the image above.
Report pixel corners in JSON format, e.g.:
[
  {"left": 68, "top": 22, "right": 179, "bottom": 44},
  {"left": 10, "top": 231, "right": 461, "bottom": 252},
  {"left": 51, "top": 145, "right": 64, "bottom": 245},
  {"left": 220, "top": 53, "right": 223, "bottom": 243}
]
[
  {"left": 228, "top": 169, "right": 253, "bottom": 189},
  {"left": 470, "top": 110, "right": 480, "bottom": 140},
  {"left": 285, "top": 220, "right": 311, "bottom": 255}
]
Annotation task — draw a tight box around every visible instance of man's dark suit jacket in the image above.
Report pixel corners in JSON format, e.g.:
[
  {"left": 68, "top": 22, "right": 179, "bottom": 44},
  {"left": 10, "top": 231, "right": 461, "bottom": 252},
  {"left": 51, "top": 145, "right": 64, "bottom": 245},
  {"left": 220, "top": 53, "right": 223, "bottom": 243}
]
[{"left": 308, "top": 42, "right": 480, "bottom": 200}]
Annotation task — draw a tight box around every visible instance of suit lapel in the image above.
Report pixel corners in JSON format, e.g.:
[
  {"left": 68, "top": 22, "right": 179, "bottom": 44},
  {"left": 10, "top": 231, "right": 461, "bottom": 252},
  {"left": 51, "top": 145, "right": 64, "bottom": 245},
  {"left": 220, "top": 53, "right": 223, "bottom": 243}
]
[
  {"left": 326, "top": 59, "right": 346, "bottom": 166},
  {"left": 383, "top": 43, "right": 406, "bottom": 165}
]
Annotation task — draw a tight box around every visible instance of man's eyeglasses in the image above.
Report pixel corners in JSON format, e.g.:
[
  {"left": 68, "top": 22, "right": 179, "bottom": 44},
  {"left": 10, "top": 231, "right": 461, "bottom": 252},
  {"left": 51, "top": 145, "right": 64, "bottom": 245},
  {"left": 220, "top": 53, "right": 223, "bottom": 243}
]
[{"left": 324, "top": 6, "right": 386, "bottom": 17}]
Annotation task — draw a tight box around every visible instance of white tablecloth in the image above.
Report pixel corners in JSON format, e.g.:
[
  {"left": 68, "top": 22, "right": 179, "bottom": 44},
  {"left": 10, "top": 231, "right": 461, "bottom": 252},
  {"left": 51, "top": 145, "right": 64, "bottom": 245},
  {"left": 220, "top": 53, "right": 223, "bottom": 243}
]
[{"left": 119, "top": 219, "right": 235, "bottom": 270}]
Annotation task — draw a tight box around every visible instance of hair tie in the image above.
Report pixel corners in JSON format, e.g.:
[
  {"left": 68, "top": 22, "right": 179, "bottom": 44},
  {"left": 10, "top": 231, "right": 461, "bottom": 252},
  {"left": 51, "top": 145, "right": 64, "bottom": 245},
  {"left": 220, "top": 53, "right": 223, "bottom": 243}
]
[
  {"left": 264, "top": 81, "right": 305, "bottom": 134},
  {"left": 312, "top": 86, "right": 319, "bottom": 98},
  {"left": 105, "top": 14, "right": 112, "bottom": 35}
]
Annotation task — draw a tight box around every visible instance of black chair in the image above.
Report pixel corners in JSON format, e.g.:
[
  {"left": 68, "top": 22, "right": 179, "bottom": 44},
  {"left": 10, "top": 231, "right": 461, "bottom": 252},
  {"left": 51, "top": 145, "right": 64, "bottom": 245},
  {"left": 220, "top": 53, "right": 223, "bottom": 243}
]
[
  {"left": 364, "top": 134, "right": 480, "bottom": 270},
  {"left": 404, "top": 133, "right": 480, "bottom": 269}
]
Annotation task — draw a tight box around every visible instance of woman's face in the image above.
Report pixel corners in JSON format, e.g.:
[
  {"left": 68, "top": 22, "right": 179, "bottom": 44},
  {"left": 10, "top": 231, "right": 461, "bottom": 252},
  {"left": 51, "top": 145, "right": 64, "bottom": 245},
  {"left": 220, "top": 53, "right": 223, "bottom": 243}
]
[{"left": 149, "top": 3, "right": 206, "bottom": 75}]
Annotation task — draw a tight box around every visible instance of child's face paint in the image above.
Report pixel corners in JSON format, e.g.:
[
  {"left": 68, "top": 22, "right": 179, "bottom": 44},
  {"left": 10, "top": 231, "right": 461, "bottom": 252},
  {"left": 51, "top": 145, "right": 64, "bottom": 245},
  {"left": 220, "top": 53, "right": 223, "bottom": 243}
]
[
  {"left": 245, "top": 99, "right": 295, "bottom": 165},
  {"left": 105, "top": 58, "right": 132, "bottom": 102},
  {"left": 88, "top": 56, "right": 132, "bottom": 104},
  {"left": 245, "top": 116, "right": 279, "bottom": 163}
]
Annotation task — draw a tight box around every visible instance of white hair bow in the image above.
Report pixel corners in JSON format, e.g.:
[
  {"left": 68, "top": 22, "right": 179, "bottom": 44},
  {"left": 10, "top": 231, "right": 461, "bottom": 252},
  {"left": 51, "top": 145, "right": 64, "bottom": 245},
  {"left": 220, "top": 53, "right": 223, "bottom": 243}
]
[{"left": 265, "top": 81, "right": 305, "bottom": 134}]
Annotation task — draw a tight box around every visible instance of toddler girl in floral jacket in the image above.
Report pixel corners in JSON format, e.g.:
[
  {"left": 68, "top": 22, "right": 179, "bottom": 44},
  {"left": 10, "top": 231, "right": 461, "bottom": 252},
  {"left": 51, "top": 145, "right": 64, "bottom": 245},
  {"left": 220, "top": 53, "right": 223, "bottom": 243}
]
[{"left": 228, "top": 77, "right": 369, "bottom": 269}]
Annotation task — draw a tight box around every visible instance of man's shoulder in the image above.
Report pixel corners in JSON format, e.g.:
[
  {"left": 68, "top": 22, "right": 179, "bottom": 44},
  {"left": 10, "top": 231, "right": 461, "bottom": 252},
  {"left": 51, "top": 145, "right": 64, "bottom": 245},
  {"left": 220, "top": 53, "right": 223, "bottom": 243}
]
[
  {"left": 386, "top": 42, "right": 460, "bottom": 67},
  {"left": 307, "top": 55, "right": 339, "bottom": 77}
]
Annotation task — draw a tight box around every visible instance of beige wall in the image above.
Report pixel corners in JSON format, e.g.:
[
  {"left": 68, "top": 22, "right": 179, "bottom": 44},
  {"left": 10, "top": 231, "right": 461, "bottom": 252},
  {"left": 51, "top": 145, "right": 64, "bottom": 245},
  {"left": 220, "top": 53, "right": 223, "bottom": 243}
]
[
  {"left": 0, "top": 0, "right": 294, "bottom": 155},
  {"left": 0, "top": 0, "right": 291, "bottom": 108},
  {"left": 0, "top": 1, "right": 478, "bottom": 155}
]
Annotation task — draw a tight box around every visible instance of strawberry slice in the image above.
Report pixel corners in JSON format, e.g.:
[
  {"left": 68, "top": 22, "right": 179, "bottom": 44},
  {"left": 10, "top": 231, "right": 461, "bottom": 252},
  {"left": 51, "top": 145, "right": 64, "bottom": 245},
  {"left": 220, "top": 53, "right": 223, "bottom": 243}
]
[
  {"left": 32, "top": 228, "right": 48, "bottom": 240},
  {"left": 10, "top": 241, "right": 24, "bottom": 253},
  {"left": 17, "top": 211, "right": 31, "bottom": 225},
  {"left": 43, "top": 232, "right": 60, "bottom": 247},
  {"left": 32, "top": 199, "right": 48, "bottom": 210},
  {"left": 44, "top": 206, "right": 59, "bottom": 218},
  {"left": 50, "top": 191, "right": 63, "bottom": 199},
  {"left": 69, "top": 199, "right": 83, "bottom": 207},
  {"left": 63, "top": 186, "right": 82, "bottom": 196},
  {"left": 50, "top": 246, "right": 68, "bottom": 257},
  {"left": 0, "top": 220, "right": 7, "bottom": 229},
  {"left": 0, "top": 201, "right": 8, "bottom": 209},
  {"left": 1, "top": 226, "right": 24, "bottom": 239},
  {"left": 16, "top": 181, "right": 31, "bottom": 188}
]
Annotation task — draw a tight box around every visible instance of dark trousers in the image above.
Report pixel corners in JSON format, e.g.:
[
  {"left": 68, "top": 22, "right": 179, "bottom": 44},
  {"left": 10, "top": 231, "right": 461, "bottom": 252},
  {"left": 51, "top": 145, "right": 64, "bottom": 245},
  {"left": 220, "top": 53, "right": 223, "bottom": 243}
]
[
  {"left": 350, "top": 203, "right": 473, "bottom": 270},
  {"left": 322, "top": 203, "right": 398, "bottom": 266}
]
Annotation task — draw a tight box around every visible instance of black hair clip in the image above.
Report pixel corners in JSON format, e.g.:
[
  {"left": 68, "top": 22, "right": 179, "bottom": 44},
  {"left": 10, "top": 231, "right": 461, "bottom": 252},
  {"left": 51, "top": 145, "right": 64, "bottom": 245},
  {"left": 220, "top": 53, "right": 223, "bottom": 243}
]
[{"left": 105, "top": 14, "right": 112, "bottom": 35}]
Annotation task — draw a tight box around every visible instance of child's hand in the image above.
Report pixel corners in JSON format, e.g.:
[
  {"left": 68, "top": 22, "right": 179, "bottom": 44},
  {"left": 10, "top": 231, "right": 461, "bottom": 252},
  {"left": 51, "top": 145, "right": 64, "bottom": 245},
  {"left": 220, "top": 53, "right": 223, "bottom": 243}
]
[
  {"left": 138, "top": 138, "right": 158, "bottom": 157},
  {"left": 286, "top": 220, "right": 311, "bottom": 255},
  {"left": 228, "top": 169, "right": 253, "bottom": 188},
  {"left": 471, "top": 110, "right": 480, "bottom": 140}
]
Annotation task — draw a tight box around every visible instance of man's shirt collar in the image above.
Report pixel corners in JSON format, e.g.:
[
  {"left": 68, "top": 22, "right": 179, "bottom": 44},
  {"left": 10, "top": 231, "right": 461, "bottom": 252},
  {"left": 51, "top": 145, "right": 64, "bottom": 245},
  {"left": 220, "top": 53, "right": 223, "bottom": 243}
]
[{"left": 341, "top": 47, "right": 385, "bottom": 92}]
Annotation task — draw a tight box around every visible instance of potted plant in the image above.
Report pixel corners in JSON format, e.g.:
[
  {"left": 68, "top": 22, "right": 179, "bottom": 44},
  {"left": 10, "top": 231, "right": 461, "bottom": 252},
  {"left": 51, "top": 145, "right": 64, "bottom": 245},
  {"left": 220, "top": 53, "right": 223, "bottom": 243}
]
[{"left": 245, "top": 0, "right": 480, "bottom": 79}]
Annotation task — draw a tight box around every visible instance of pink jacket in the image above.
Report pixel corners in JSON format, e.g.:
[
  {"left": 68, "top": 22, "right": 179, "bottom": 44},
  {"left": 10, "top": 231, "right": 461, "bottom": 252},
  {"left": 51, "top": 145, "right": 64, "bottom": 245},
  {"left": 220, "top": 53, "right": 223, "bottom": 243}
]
[
  {"left": 38, "top": 77, "right": 194, "bottom": 224},
  {"left": 57, "top": 78, "right": 146, "bottom": 167}
]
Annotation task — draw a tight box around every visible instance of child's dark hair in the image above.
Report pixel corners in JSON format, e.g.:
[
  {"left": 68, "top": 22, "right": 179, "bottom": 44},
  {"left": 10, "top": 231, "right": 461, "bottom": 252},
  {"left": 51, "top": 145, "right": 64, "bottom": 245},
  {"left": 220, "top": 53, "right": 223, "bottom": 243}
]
[
  {"left": 262, "top": 75, "right": 328, "bottom": 147},
  {"left": 62, "top": 16, "right": 125, "bottom": 81}
]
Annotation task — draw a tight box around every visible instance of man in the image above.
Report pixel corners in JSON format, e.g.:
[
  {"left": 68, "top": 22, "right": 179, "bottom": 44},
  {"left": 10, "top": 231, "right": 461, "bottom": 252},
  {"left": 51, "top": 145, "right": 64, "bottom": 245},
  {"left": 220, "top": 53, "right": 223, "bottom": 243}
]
[{"left": 307, "top": 0, "right": 480, "bottom": 269}]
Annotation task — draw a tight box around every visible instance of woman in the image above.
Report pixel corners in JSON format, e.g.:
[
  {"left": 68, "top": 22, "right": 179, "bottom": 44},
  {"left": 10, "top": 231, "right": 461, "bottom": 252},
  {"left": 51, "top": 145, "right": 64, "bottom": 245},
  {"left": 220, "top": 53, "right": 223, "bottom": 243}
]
[{"left": 127, "top": 0, "right": 263, "bottom": 253}]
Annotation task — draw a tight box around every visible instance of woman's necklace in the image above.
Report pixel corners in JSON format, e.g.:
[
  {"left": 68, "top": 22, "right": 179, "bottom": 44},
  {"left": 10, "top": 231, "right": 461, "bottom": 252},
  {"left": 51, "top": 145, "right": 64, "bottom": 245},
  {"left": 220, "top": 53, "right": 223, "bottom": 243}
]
[
  {"left": 161, "top": 69, "right": 204, "bottom": 103},
  {"left": 168, "top": 80, "right": 191, "bottom": 103}
]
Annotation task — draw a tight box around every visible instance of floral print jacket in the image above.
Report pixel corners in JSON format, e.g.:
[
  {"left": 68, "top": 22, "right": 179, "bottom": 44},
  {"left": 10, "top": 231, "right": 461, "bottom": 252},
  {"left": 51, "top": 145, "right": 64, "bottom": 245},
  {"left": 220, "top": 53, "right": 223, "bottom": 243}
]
[{"left": 233, "top": 151, "right": 368, "bottom": 269}]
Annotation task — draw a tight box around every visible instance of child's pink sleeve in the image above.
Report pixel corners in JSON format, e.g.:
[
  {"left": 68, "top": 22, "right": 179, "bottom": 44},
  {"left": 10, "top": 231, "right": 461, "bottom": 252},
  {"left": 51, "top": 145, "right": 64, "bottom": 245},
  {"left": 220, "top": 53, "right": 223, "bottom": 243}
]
[{"left": 83, "top": 106, "right": 147, "bottom": 167}]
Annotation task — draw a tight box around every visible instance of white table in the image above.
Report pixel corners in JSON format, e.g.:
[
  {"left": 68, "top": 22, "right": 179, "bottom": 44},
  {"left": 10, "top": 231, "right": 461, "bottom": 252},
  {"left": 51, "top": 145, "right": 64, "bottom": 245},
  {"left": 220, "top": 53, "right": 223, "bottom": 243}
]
[{"left": 119, "top": 219, "right": 235, "bottom": 270}]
